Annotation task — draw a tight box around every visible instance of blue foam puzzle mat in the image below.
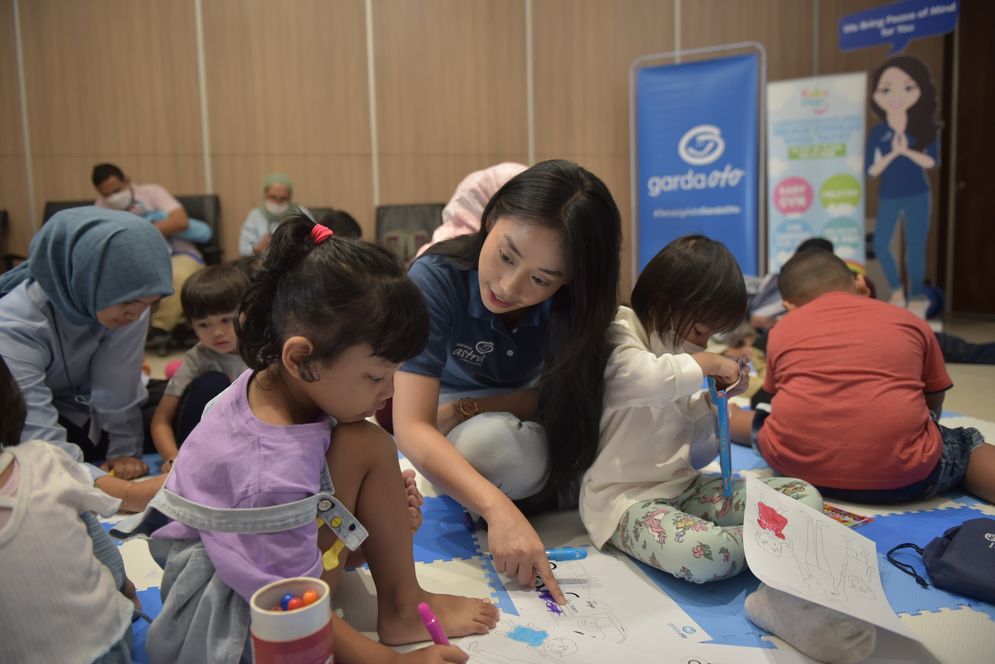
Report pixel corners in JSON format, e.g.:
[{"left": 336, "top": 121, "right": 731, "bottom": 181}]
[
  {"left": 131, "top": 587, "right": 163, "bottom": 663},
  {"left": 632, "top": 559, "right": 771, "bottom": 648},
  {"left": 411, "top": 495, "right": 482, "bottom": 564},
  {"left": 729, "top": 440, "right": 769, "bottom": 472},
  {"left": 858, "top": 507, "right": 995, "bottom": 620}
]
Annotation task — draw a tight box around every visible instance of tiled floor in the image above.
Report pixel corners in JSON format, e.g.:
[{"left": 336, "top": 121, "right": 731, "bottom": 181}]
[{"left": 941, "top": 318, "right": 995, "bottom": 419}]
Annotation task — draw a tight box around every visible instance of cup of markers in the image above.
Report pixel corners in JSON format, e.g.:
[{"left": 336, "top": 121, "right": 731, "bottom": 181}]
[{"left": 250, "top": 577, "right": 334, "bottom": 664}]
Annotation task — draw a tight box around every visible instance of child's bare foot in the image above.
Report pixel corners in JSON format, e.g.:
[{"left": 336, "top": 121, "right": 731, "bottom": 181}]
[
  {"left": 378, "top": 592, "right": 499, "bottom": 645},
  {"left": 402, "top": 468, "right": 424, "bottom": 532}
]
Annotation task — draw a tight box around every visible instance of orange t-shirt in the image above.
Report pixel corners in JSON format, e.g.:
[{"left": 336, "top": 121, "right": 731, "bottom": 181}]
[{"left": 759, "top": 291, "right": 951, "bottom": 490}]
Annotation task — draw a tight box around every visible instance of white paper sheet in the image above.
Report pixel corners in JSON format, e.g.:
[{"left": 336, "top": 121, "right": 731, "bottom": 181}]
[
  {"left": 743, "top": 476, "right": 915, "bottom": 639},
  {"left": 457, "top": 545, "right": 710, "bottom": 661}
]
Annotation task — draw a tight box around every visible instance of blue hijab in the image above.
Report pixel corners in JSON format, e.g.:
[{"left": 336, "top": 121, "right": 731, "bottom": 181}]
[{"left": 0, "top": 207, "right": 174, "bottom": 326}]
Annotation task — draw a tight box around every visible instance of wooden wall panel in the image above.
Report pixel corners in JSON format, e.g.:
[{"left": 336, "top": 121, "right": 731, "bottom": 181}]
[
  {"left": 681, "top": 0, "right": 815, "bottom": 82},
  {"left": 203, "top": 0, "right": 372, "bottom": 253},
  {"left": 0, "top": 0, "right": 31, "bottom": 258},
  {"left": 19, "top": 0, "right": 204, "bottom": 221},
  {"left": 533, "top": 0, "right": 675, "bottom": 297},
  {"left": 818, "top": 0, "right": 946, "bottom": 286},
  {"left": 373, "top": 0, "right": 528, "bottom": 206}
]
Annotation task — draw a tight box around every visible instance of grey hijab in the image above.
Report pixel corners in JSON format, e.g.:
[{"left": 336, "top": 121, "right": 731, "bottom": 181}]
[{"left": 0, "top": 206, "right": 173, "bottom": 326}]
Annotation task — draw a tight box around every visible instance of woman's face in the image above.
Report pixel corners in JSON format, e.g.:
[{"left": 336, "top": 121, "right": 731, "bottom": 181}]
[
  {"left": 95, "top": 296, "right": 160, "bottom": 330},
  {"left": 477, "top": 216, "right": 570, "bottom": 315},
  {"left": 873, "top": 67, "right": 921, "bottom": 113}
]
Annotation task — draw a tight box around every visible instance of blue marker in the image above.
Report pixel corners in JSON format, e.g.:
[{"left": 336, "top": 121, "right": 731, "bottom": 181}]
[
  {"left": 545, "top": 547, "right": 587, "bottom": 561},
  {"left": 707, "top": 376, "right": 734, "bottom": 498}
]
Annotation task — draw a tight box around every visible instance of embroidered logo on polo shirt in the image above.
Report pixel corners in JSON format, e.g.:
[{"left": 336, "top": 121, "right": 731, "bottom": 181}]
[{"left": 453, "top": 341, "right": 495, "bottom": 366}]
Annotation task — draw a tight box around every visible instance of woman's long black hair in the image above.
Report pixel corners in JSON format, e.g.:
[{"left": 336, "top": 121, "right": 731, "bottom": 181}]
[
  {"left": 425, "top": 159, "right": 621, "bottom": 499},
  {"left": 870, "top": 55, "right": 940, "bottom": 151},
  {"left": 236, "top": 215, "right": 429, "bottom": 379}
]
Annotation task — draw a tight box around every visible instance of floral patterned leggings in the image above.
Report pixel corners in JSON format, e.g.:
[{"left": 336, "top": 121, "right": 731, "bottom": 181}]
[{"left": 610, "top": 475, "right": 822, "bottom": 584}]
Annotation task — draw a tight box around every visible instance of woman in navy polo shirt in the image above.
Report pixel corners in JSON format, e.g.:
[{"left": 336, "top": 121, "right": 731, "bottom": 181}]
[
  {"left": 866, "top": 55, "right": 940, "bottom": 317},
  {"left": 393, "top": 160, "right": 621, "bottom": 602}
]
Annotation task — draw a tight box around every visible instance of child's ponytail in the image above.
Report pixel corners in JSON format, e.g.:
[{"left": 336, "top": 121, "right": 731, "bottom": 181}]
[
  {"left": 235, "top": 214, "right": 429, "bottom": 377},
  {"left": 236, "top": 215, "right": 328, "bottom": 370}
]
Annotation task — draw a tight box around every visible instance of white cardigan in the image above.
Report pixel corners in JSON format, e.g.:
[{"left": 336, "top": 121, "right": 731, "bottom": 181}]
[{"left": 580, "top": 306, "right": 717, "bottom": 547}]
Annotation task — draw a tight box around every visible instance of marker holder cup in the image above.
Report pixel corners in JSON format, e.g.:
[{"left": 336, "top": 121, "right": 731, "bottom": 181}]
[{"left": 250, "top": 577, "right": 334, "bottom": 664}]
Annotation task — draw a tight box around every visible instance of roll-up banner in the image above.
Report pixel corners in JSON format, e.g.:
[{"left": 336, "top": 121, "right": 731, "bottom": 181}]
[
  {"left": 634, "top": 53, "right": 759, "bottom": 276},
  {"left": 766, "top": 73, "right": 867, "bottom": 272}
]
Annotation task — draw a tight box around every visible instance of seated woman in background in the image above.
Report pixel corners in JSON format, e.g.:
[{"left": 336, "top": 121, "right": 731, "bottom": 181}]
[
  {"left": 239, "top": 173, "right": 309, "bottom": 256},
  {"left": 0, "top": 207, "right": 174, "bottom": 511}
]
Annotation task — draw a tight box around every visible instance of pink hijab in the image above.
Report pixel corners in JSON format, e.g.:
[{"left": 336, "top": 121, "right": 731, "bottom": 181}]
[{"left": 416, "top": 162, "right": 527, "bottom": 257}]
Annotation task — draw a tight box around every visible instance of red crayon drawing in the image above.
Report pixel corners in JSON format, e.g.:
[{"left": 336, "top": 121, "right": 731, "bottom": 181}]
[{"left": 757, "top": 502, "right": 789, "bottom": 539}]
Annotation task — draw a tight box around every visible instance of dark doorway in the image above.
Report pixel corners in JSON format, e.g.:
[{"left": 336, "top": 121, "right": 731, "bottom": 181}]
[{"left": 949, "top": 0, "right": 995, "bottom": 315}]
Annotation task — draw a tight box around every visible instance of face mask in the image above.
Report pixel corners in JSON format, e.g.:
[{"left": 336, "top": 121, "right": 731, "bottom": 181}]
[
  {"left": 682, "top": 339, "right": 706, "bottom": 354},
  {"left": 265, "top": 201, "right": 290, "bottom": 216},
  {"left": 105, "top": 189, "right": 133, "bottom": 210}
]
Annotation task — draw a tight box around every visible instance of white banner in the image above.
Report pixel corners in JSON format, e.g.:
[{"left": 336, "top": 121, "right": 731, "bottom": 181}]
[{"left": 767, "top": 73, "right": 866, "bottom": 272}]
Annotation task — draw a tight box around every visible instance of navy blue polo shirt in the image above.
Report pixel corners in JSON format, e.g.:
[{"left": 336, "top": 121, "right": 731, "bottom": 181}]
[
  {"left": 865, "top": 123, "right": 938, "bottom": 199},
  {"left": 402, "top": 253, "right": 551, "bottom": 391}
]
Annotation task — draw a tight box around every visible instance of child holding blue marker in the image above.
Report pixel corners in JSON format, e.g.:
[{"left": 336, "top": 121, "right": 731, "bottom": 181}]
[{"left": 580, "top": 236, "right": 822, "bottom": 583}]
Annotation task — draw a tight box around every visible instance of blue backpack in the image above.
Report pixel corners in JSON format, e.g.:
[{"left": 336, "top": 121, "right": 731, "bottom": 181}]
[{"left": 887, "top": 517, "right": 995, "bottom": 604}]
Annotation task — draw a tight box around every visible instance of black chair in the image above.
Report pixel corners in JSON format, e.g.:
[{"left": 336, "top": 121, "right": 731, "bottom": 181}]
[
  {"left": 1, "top": 209, "right": 25, "bottom": 273},
  {"left": 175, "top": 194, "right": 222, "bottom": 265},
  {"left": 42, "top": 196, "right": 222, "bottom": 265},
  {"left": 305, "top": 206, "right": 335, "bottom": 221},
  {"left": 42, "top": 200, "right": 91, "bottom": 224},
  {"left": 375, "top": 203, "right": 445, "bottom": 264}
]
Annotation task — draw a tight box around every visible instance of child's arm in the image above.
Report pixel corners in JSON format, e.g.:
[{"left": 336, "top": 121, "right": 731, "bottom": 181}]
[
  {"left": 691, "top": 352, "right": 741, "bottom": 388},
  {"left": 150, "top": 394, "right": 182, "bottom": 472},
  {"left": 925, "top": 390, "right": 945, "bottom": 418},
  {"left": 93, "top": 473, "right": 166, "bottom": 512},
  {"left": 332, "top": 615, "right": 468, "bottom": 663}
]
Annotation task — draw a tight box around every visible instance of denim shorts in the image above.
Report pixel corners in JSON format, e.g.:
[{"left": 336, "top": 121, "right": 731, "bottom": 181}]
[{"left": 750, "top": 408, "right": 985, "bottom": 504}]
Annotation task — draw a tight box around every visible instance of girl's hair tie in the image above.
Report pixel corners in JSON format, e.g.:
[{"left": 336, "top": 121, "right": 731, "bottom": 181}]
[{"left": 311, "top": 223, "right": 334, "bottom": 245}]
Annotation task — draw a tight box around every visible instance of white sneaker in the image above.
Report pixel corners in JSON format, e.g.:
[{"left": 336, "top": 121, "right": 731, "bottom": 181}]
[{"left": 888, "top": 289, "right": 906, "bottom": 308}]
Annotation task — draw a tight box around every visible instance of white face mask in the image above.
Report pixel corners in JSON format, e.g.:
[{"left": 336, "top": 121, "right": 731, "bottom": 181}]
[
  {"left": 265, "top": 201, "right": 290, "bottom": 216},
  {"left": 681, "top": 339, "right": 706, "bottom": 354},
  {"left": 105, "top": 189, "right": 133, "bottom": 210}
]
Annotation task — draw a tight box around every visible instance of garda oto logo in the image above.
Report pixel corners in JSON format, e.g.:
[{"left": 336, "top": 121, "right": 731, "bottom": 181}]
[
  {"left": 453, "top": 340, "right": 495, "bottom": 366},
  {"left": 678, "top": 125, "right": 725, "bottom": 166},
  {"left": 646, "top": 124, "right": 745, "bottom": 197}
]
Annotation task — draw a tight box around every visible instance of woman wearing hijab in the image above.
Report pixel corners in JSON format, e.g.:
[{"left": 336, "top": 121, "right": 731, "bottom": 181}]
[
  {"left": 0, "top": 207, "right": 174, "bottom": 510},
  {"left": 238, "top": 173, "right": 309, "bottom": 255}
]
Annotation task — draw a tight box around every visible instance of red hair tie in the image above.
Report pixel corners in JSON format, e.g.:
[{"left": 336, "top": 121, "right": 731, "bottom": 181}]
[{"left": 310, "top": 223, "right": 334, "bottom": 245}]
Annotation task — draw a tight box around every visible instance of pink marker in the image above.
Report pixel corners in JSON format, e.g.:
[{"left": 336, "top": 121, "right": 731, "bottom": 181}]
[{"left": 417, "top": 601, "right": 450, "bottom": 646}]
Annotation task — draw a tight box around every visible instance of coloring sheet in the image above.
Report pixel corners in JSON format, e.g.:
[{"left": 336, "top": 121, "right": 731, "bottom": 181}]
[
  {"left": 743, "top": 476, "right": 914, "bottom": 639},
  {"left": 458, "top": 546, "right": 709, "bottom": 662}
]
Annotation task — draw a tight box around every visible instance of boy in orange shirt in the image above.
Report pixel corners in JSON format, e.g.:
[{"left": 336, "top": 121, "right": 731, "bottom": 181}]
[{"left": 731, "top": 248, "right": 994, "bottom": 504}]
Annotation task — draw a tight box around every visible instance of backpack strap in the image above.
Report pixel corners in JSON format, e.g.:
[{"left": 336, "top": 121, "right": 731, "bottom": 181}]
[{"left": 886, "top": 542, "right": 930, "bottom": 589}]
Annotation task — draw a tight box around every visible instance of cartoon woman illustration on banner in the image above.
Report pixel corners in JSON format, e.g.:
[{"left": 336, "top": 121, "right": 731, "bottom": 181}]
[{"left": 866, "top": 55, "right": 941, "bottom": 318}]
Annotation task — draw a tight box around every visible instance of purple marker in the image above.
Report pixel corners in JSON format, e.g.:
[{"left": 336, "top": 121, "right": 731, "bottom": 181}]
[{"left": 417, "top": 601, "right": 450, "bottom": 646}]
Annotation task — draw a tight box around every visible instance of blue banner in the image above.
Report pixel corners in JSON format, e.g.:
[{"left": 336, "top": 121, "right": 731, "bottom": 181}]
[
  {"left": 839, "top": 0, "right": 958, "bottom": 54},
  {"left": 635, "top": 54, "right": 758, "bottom": 275}
]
